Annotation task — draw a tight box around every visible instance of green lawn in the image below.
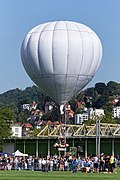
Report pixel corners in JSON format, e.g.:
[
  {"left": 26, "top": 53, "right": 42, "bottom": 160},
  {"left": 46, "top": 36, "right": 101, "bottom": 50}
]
[{"left": 0, "top": 169, "right": 120, "bottom": 180}]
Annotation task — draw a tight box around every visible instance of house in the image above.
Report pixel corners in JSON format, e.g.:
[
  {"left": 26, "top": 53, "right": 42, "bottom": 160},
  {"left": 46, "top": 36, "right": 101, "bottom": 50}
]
[
  {"left": 74, "top": 113, "right": 89, "bottom": 124},
  {"left": 74, "top": 108, "right": 104, "bottom": 124},
  {"left": 22, "top": 123, "right": 33, "bottom": 136},
  {"left": 45, "top": 102, "right": 55, "bottom": 113},
  {"left": 113, "top": 106, "right": 120, "bottom": 118},
  {"left": 10, "top": 124, "right": 22, "bottom": 138},
  {"left": 89, "top": 108, "right": 104, "bottom": 118}
]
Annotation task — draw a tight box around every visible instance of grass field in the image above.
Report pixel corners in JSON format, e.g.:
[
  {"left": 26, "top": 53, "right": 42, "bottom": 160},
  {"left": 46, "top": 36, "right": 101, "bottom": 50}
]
[{"left": 0, "top": 169, "right": 120, "bottom": 180}]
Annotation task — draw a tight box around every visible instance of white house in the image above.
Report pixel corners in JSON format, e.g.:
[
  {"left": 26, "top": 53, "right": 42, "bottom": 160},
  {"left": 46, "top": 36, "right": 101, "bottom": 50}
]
[
  {"left": 74, "top": 113, "right": 89, "bottom": 124},
  {"left": 11, "top": 124, "right": 22, "bottom": 138},
  {"left": 74, "top": 108, "right": 104, "bottom": 125},
  {"left": 89, "top": 108, "right": 104, "bottom": 118},
  {"left": 113, "top": 106, "right": 120, "bottom": 118}
]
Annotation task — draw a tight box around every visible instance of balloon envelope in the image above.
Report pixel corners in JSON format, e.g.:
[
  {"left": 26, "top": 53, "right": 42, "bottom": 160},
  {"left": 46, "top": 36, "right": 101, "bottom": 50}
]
[{"left": 21, "top": 21, "right": 102, "bottom": 105}]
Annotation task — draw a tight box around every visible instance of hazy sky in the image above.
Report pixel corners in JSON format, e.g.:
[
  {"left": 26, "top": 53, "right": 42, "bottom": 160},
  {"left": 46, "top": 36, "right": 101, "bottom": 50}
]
[{"left": 0, "top": 0, "right": 120, "bottom": 94}]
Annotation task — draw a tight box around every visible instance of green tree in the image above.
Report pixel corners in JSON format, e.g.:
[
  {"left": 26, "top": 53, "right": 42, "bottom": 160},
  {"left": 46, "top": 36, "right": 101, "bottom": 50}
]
[
  {"left": 0, "top": 107, "right": 14, "bottom": 151},
  {"left": 42, "top": 112, "right": 51, "bottom": 121},
  {"left": 0, "top": 107, "right": 16, "bottom": 124},
  {"left": 100, "top": 112, "right": 116, "bottom": 124},
  {"left": 107, "top": 81, "right": 120, "bottom": 96},
  {"left": 69, "top": 99, "right": 78, "bottom": 112},
  {"left": 95, "top": 82, "right": 106, "bottom": 95},
  {"left": 84, "top": 87, "right": 95, "bottom": 97},
  {"left": 75, "top": 108, "right": 86, "bottom": 114},
  {"left": 17, "top": 111, "right": 28, "bottom": 123}
]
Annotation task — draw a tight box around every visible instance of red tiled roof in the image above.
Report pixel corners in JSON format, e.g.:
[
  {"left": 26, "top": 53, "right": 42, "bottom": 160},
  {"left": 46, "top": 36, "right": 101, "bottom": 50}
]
[{"left": 22, "top": 123, "right": 32, "bottom": 128}]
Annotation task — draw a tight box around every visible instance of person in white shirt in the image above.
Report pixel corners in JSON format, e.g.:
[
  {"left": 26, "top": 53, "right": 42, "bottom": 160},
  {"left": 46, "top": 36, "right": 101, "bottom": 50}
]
[{"left": 42, "top": 158, "right": 46, "bottom": 172}]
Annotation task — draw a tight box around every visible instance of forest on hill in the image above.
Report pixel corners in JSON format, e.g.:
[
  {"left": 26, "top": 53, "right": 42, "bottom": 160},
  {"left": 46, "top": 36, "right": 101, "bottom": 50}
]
[{"left": 0, "top": 81, "right": 120, "bottom": 123}]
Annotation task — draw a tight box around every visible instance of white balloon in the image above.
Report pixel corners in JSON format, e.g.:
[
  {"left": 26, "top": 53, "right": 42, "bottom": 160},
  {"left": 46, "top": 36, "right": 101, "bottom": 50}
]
[{"left": 21, "top": 21, "right": 102, "bottom": 105}]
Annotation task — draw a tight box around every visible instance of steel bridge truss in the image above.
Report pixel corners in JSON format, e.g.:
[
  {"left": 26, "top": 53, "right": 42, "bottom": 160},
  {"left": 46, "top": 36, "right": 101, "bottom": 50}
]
[{"left": 37, "top": 123, "right": 120, "bottom": 138}]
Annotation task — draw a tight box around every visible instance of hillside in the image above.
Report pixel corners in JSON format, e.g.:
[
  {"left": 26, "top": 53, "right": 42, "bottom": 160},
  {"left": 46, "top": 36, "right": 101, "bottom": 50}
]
[
  {"left": 0, "top": 86, "right": 47, "bottom": 111},
  {"left": 0, "top": 81, "right": 120, "bottom": 123}
]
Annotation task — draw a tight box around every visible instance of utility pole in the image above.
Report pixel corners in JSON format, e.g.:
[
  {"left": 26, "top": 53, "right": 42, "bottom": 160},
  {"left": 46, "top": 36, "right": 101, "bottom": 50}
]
[
  {"left": 64, "top": 104, "right": 67, "bottom": 155},
  {"left": 96, "top": 120, "right": 100, "bottom": 157}
]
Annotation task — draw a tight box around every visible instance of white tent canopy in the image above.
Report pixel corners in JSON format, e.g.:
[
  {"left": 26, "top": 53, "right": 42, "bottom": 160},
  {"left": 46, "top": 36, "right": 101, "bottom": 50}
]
[{"left": 12, "top": 150, "right": 28, "bottom": 157}]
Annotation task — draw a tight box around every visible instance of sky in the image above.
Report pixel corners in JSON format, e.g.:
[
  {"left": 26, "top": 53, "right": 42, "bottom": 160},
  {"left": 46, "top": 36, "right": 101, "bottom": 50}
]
[{"left": 0, "top": 0, "right": 120, "bottom": 94}]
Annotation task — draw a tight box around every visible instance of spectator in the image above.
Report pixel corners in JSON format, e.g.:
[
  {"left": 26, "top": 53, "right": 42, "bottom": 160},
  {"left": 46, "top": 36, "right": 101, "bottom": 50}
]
[
  {"left": 109, "top": 155, "right": 114, "bottom": 173},
  {"left": 93, "top": 155, "right": 99, "bottom": 173},
  {"left": 99, "top": 153, "right": 105, "bottom": 172},
  {"left": 72, "top": 158, "right": 78, "bottom": 173}
]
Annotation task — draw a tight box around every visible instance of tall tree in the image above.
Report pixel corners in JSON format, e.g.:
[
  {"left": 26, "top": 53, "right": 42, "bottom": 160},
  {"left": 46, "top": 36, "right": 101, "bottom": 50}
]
[
  {"left": 95, "top": 82, "right": 106, "bottom": 95},
  {"left": 107, "top": 81, "right": 120, "bottom": 96},
  {"left": 0, "top": 107, "right": 15, "bottom": 151}
]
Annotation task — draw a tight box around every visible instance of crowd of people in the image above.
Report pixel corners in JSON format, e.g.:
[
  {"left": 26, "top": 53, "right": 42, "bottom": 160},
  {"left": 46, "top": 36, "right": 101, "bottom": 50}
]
[{"left": 0, "top": 153, "right": 118, "bottom": 173}]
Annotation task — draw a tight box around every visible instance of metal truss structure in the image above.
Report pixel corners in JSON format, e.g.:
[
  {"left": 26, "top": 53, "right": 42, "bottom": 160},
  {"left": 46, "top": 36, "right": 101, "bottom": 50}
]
[{"left": 37, "top": 123, "right": 120, "bottom": 138}]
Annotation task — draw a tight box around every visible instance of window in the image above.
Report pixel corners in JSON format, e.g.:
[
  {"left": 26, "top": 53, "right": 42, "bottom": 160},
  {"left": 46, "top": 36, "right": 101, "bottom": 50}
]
[{"left": 15, "top": 128, "right": 19, "bottom": 133}]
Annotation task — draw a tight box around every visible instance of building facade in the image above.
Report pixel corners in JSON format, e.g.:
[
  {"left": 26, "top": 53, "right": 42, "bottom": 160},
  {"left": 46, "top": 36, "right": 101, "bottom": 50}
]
[
  {"left": 4, "top": 123, "right": 120, "bottom": 157},
  {"left": 113, "top": 106, "right": 120, "bottom": 118}
]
